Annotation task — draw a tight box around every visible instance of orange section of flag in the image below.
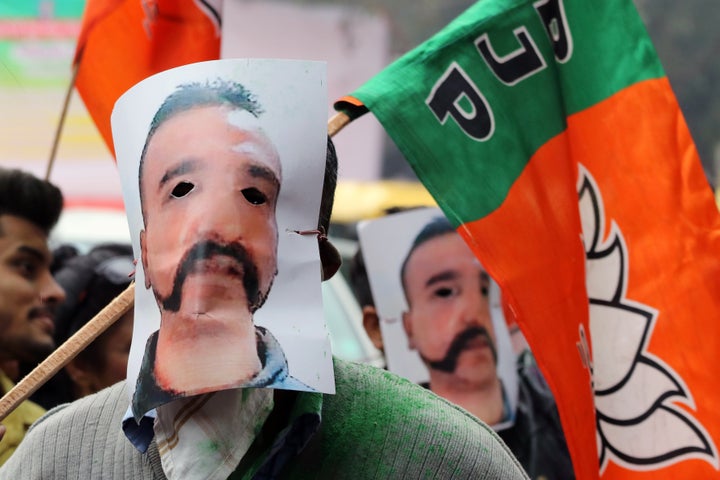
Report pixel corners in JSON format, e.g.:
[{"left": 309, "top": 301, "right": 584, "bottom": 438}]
[
  {"left": 73, "top": 0, "right": 124, "bottom": 63},
  {"left": 74, "top": 0, "right": 221, "bottom": 155},
  {"left": 570, "top": 77, "right": 720, "bottom": 479},
  {"left": 465, "top": 76, "right": 720, "bottom": 478},
  {"left": 460, "top": 117, "right": 595, "bottom": 479}
]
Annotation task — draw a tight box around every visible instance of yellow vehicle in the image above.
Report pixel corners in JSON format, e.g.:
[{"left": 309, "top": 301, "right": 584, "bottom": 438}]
[{"left": 331, "top": 180, "right": 437, "bottom": 237}]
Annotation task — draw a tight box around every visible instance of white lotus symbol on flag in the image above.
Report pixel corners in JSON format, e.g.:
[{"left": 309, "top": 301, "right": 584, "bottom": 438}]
[{"left": 577, "top": 165, "right": 717, "bottom": 474}]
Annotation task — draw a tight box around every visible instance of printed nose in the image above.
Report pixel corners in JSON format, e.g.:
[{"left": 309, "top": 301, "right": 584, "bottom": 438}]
[
  {"left": 458, "top": 288, "right": 491, "bottom": 328},
  {"left": 191, "top": 190, "right": 246, "bottom": 241}
]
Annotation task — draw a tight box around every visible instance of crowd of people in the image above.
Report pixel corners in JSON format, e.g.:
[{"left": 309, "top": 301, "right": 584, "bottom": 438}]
[{"left": 0, "top": 61, "right": 573, "bottom": 479}]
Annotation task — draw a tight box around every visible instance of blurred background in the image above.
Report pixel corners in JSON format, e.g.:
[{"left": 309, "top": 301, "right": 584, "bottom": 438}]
[
  {"left": 2, "top": 0, "right": 718, "bottom": 198},
  {"left": 0, "top": 0, "right": 718, "bottom": 365}
]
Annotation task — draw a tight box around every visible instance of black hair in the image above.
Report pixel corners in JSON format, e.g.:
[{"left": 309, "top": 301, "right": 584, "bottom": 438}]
[
  {"left": 348, "top": 247, "right": 373, "bottom": 307},
  {"left": 52, "top": 243, "right": 135, "bottom": 343},
  {"left": 321, "top": 136, "right": 338, "bottom": 233},
  {"left": 399, "top": 215, "right": 455, "bottom": 305},
  {"left": 0, "top": 167, "right": 63, "bottom": 235}
]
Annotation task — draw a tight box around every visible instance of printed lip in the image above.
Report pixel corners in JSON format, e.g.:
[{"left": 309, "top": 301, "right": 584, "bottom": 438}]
[
  {"left": 464, "top": 335, "right": 490, "bottom": 350},
  {"left": 188, "top": 255, "right": 244, "bottom": 278},
  {"left": 182, "top": 271, "right": 247, "bottom": 299},
  {"left": 462, "top": 334, "right": 491, "bottom": 351},
  {"left": 162, "top": 242, "right": 261, "bottom": 314},
  {"left": 179, "top": 260, "right": 251, "bottom": 318}
]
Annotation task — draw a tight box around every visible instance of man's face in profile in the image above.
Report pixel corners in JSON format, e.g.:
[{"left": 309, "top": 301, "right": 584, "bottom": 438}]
[
  {"left": 402, "top": 232, "right": 498, "bottom": 387},
  {"left": 140, "top": 104, "right": 281, "bottom": 342},
  {"left": 0, "top": 215, "right": 65, "bottom": 363}
]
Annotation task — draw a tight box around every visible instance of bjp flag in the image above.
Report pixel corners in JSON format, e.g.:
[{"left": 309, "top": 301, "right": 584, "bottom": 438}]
[
  {"left": 336, "top": 0, "right": 720, "bottom": 478},
  {"left": 73, "top": 0, "right": 222, "bottom": 154}
]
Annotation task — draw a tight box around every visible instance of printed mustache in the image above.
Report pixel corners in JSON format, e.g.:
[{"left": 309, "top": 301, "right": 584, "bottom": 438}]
[
  {"left": 424, "top": 326, "right": 497, "bottom": 373},
  {"left": 160, "top": 240, "right": 260, "bottom": 313}
]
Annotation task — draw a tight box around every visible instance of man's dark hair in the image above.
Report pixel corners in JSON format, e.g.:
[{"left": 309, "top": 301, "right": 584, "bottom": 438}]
[
  {"left": 349, "top": 247, "right": 374, "bottom": 307},
  {"left": 52, "top": 243, "right": 135, "bottom": 342},
  {"left": 0, "top": 167, "right": 63, "bottom": 236},
  {"left": 138, "top": 79, "right": 263, "bottom": 220},
  {"left": 320, "top": 136, "right": 338, "bottom": 234},
  {"left": 400, "top": 215, "right": 455, "bottom": 305}
]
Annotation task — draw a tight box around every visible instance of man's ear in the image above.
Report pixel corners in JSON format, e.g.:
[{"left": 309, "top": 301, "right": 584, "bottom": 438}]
[
  {"left": 362, "top": 306, "right": 384, "bottom": 351},
  {"left": 140, "top": 229, "right": 151, "bottom": 289},
  {"left": 402, "top": 310, "right": 416, "bottom": 350},
  {"left": 319, "top": 237, "right": 341, "bottom": 281}
]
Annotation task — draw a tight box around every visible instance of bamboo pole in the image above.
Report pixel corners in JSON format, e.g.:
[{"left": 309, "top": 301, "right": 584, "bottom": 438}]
[
  {"left": 45, "top": 63, "right": 79, "bottom": 181},
  {"left": 0, "top": 285, "right": 134, "bottom": 421},
  {"left": 327, "top": 111, "right": 351, "bottom": 138},
  {"left": 0, "top": 111, "right": 356, "bottom": 422}
]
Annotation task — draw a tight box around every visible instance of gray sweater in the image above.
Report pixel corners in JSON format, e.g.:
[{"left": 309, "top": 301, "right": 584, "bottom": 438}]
[{"left": 0, "top": 358, "right": 529, "bottom": 479}]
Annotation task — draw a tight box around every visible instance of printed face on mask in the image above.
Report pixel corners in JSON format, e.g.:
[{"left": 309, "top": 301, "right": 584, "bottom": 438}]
[
  {"left": 402, "top": 232, "right": 498, "bottom": 388},
  {"left": 140, "top": 105, "right": 281, "bottom": 330},
  {"left": 138, "top": 104, "right": 282, "bottom": 395}
]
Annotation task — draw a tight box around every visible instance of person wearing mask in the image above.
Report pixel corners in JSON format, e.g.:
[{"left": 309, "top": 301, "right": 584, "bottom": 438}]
[{"left": 0, "top": 67, "right": 528, "bottom": 480}]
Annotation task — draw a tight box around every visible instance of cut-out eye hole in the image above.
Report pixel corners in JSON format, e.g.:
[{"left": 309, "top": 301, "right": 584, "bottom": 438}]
[
  {"left": 480, "top": 272, "right": 490, "bottom": 297},
  {"left": 171, "top": 181, "right": 194, "bottom": 198},
  {"left": 242, "top": 187, "right": 267, "bottom": 205},
  {"left": 435, "top": 287, "right": 455, "bottom": 298}
]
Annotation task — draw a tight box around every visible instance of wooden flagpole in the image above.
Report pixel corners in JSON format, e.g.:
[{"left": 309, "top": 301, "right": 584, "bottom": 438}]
[
  {"left": 45, "top": 62, "right": 80, "bottom": 181},
  {"left": 327, "top": 111, "right": 350, "bottom": 137},
  {"left": 0, "top": 111, "right": 355, "bottom": 422},
  {"left": 0, "top": 285, "right": 134, "bottom": 420}
]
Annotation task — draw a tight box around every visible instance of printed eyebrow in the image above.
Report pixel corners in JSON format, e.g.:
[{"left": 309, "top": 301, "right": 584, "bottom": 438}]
[
  {"left": 248, "top": 164, "right": 280, "bottom": 190},
  {"left": 425, "top": 270, "right": 459, "bottom": 288},
  {"left": 159, "top": 159, "right": 199, "bottom": 188}
]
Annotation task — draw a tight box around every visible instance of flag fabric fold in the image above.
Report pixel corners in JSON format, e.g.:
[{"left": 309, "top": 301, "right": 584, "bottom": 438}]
[
  {"left": 73, "top": 0, "right": 222, "bottom": 154},
  {"left": 336, "top": 0, "right": 720, "bottom": 478}
]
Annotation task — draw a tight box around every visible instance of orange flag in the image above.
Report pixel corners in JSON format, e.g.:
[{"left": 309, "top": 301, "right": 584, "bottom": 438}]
[
  {"left": 336, "top": 0, "right": 720, "bottom": 477},
  {"left": 74, "top": 0, "right": 222, "bottom": 155}
]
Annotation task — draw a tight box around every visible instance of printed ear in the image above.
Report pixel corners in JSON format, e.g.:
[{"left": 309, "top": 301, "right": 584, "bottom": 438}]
[
  {"left": 140, "top": 229, "right": 151, "bottom": 289},
  {"left": 362, "top": 306, "right": 384, "bottom": 351}
]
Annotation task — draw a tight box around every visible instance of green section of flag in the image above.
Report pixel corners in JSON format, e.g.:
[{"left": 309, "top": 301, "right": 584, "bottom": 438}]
[{"left": 341, "top": 0, "right": 663, "bottom": 226}]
